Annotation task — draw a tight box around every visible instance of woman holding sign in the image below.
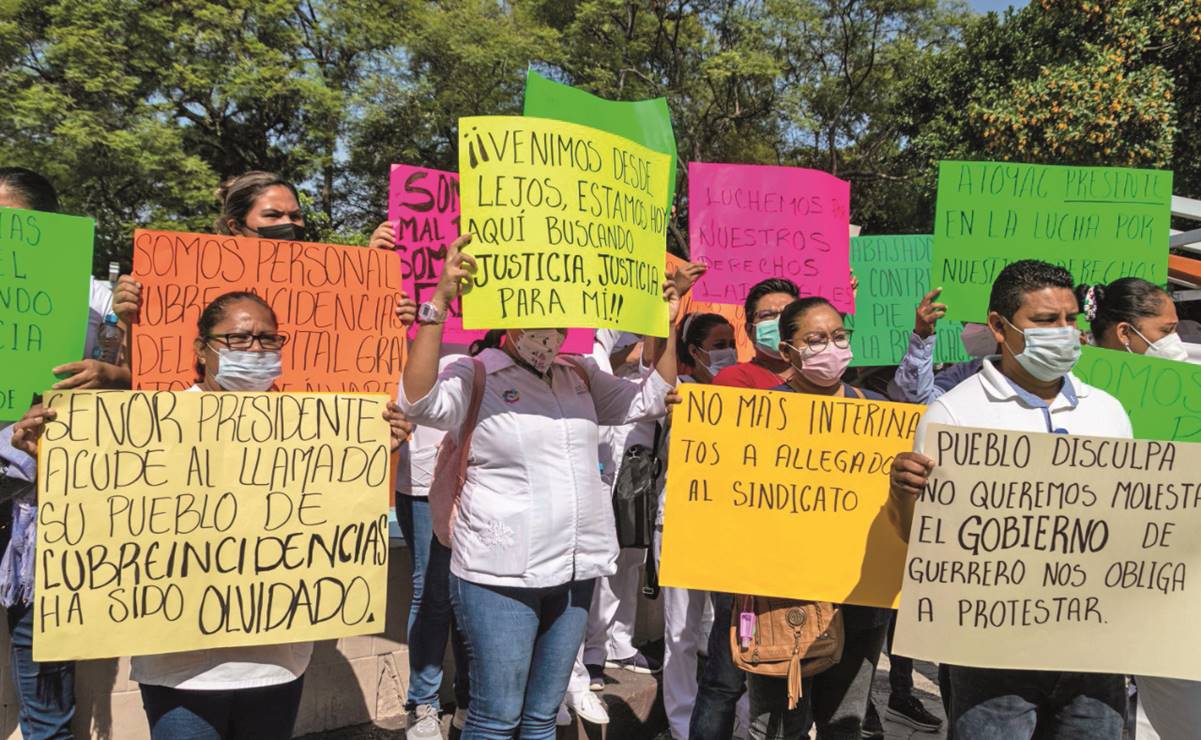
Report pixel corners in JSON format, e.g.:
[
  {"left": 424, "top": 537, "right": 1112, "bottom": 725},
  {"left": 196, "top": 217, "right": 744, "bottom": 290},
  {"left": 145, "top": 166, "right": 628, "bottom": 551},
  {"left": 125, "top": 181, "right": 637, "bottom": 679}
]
[
  {"left": 746, "top": 296, "right": 892, "bottom": 740},
  {"left": 13, "top": 290, "right": 413, "bottom": 740},
  {"left": 401, "top": 234, "right": 679, "bottom": 740}
]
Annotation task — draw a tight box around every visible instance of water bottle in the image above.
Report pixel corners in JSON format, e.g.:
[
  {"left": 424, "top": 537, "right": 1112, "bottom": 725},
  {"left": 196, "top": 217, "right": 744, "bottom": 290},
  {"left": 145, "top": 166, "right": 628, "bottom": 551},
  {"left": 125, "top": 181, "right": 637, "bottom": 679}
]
[{"left": 94, "top": 313, "right": 123, "bottom": 363}]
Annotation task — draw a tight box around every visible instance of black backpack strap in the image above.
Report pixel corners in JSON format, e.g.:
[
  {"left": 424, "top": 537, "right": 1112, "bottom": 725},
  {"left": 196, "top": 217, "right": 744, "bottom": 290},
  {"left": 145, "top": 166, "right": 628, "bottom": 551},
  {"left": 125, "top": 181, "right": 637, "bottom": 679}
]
[{"left": 642, "top": 539, "right": 660, "bottom": 599}]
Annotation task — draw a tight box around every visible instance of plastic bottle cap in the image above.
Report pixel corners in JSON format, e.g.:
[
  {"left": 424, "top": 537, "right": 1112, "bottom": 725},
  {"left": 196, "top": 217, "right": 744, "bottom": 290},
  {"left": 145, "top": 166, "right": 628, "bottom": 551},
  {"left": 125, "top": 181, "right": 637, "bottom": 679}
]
[{"left": 104, "top": 313, "right": 119, "bottom": 325}]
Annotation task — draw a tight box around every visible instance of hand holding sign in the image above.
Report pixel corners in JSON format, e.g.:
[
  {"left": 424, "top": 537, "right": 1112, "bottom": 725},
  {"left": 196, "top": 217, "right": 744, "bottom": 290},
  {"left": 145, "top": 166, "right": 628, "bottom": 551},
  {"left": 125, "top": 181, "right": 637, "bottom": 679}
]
[{"left": 433, "top": 234, "right": 477, "bottom": 309}]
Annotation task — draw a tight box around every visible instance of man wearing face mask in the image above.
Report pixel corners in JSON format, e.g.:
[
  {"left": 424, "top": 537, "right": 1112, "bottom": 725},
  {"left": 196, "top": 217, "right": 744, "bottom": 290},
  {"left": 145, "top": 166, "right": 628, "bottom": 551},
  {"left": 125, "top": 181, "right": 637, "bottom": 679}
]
[
  {"left": 888, "top": 260, "right": 1132, "bottom": 740},
  {"left": 711, "top": 278, "right": 800, "bottom": 390}
]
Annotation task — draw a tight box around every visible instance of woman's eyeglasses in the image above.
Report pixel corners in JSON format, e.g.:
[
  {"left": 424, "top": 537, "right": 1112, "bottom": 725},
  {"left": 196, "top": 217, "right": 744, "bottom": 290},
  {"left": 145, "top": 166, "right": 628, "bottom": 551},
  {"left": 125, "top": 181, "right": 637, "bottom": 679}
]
[
  {"left": 797, "top": 330, "right": 853, "bottom": 353},
  {"left": 205, "top": 332, "right": 289, "bottom": 351}
]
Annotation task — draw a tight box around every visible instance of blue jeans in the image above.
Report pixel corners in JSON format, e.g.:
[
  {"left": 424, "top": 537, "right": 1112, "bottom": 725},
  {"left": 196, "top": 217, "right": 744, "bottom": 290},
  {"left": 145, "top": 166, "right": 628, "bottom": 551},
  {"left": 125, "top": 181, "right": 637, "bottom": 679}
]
[
  {"left": 450, "top": 574, "right": 595, "bottom": 740},
  {"left": 396, "top": 494, "right": 469, "bottom": 710},
  {"left": 8, "top": 603, "right": 74, "bottom": 739},
  {"left": 948, "top": 666, "right": 1125, "bottom": 739},
  {"left": 690, "top": 592, "right": 746, "bottom": 740},
  {"left": 139, "top": 677, "right": 304, "bottom": 740}
]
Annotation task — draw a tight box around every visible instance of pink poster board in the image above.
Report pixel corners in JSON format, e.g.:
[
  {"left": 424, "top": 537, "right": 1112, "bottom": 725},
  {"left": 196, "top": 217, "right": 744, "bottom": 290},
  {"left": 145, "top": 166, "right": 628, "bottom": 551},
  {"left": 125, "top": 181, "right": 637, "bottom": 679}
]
[
  {"left": 388, "top": 164, "right": 593, "bottom": 352},
  {"left": 688, "top": 163, "right": 853, "bottom": 312}
]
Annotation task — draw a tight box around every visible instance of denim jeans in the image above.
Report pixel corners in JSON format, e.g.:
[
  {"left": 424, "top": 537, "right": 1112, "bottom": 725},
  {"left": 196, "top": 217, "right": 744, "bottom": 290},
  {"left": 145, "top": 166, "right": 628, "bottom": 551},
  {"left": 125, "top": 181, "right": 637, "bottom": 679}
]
[
  {"left": 948, "top": 666, "right": 1125, "bottom": 739},
  {"left": 396, "top": 494, "right": 470, "bottom": 710},
  {"left": 747, "top": 622, "right": 887, "bottom": 740},
  {"left": 450, "top": 574, "right": 595, "bottom": 740},
  {"left": 139, "top": 677, "right": 304, "bottom": 740},
  {"left": 8, "top": 603, "right": 74, "bottom": 739},
  {"left": 690, "top": 592, "right": 747, "bottom": 740}
]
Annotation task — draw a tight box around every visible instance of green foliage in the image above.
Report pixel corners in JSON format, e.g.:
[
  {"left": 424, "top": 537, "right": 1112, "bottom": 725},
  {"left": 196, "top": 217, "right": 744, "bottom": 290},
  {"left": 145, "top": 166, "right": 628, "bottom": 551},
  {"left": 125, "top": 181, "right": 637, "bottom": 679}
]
[{"left": 0, "top": 0, "right": 1195, "bottom": 271}]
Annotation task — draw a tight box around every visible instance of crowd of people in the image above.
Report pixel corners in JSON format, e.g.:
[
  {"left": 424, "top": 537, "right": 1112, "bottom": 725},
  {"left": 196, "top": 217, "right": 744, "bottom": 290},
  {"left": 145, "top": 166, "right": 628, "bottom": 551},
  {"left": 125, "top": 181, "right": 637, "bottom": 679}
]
[{"left": 1, "top": 163, "right": 1196, "bottom": 740}]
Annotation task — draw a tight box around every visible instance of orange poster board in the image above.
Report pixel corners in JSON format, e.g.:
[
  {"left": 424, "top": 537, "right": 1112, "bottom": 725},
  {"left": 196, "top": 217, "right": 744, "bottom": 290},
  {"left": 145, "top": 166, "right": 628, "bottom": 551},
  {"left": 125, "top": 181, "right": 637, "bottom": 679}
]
[{"left": 131, "top": 230, "right": 407, "bottom": 393}]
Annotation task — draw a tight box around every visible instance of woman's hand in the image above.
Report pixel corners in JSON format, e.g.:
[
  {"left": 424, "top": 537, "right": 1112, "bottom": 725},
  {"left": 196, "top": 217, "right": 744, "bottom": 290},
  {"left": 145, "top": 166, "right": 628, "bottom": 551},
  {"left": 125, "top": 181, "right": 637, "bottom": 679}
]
[
  {"left": 914, "top": 288, "right": 947, "bottom": 339},
  {"left": 384, "top": 402, "right": 414, "bottom": 452},
  {"left": 662, "top": 279, "right": 681, "bottom": 323},
  {"left": 433, "top": 235, "right": 476, "bottom": 306},
  {"left": 11, "top": 405, "right": 56, "bottom": 457},
  {"left": 51, "top": 359, "right": 128, "bottom": 390},
  {"left": 395, "top": 289, "right": 417, "bottom": 327},
  {"left": 369, "top": 221, "right": 397, "bottom": 250},
  {"left": 670, "top": 261, "right": 707, "bottom": 298},
  {"left": 890, "top": 451, "right": 933, "bottom": 499},
  {"left": 112, "top": 275, "right": 142, "bottom": 326}
]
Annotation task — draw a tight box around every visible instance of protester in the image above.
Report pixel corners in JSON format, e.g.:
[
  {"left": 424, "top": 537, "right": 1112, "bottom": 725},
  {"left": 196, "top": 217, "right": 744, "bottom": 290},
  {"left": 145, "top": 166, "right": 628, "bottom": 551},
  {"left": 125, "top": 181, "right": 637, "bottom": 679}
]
[
  {"left": 712, "top": 278, "right": 801, "bottom": 389},
  {"left": 0, "top": 166, "right": 133, "bottom": 740},
  {"left": 12, "top": 289, "right": 412, "bottom": 739},
  {"left": 1077, "top": 278, "right": 1188, "bottom": 361},
  {"left": 889, "top": 288, "right": 994, "bottom": 405},
  {"left": 400, "top": 235, "right": 680, "bottom": 739},
  {"left": 657, "top": 312, "right": 735, "bottom": 739},
  {"left": 731, "top": 297, "right": 890, "bottom": 739},
  {"left": 888, "top": 260, "right": 1132, "bottom": 739}
]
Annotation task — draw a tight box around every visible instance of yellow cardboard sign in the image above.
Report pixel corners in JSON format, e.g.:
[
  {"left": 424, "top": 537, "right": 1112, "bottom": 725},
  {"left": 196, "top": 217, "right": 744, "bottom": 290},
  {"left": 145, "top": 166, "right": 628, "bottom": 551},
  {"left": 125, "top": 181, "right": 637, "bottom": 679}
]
[
  {"left": 33, "top": 390, "right": 391, "bottom": 661},
  {"left": 659, "top": 384, "right": 923, "bottom": 607},
  {"left": 458, "top": 116, "right": 671, "bottom": 336},
  {"left": 895, "top": 424, "right": 1201, "bottom": 680}
]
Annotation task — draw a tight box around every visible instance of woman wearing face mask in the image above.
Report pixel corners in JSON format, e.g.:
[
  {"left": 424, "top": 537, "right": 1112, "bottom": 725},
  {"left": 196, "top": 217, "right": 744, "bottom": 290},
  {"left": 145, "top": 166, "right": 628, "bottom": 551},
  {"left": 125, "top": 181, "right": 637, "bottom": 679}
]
[
  {"left": 742, "top": 297, "right": 892, "bottom": 740},
  {"left": 401, "top": 235, "right": 679, "bottom": 740},
  {"left": 12, "top": 291, "right": 412, "bottom": 739},
  {"left": 1077, "top": 279, "right": 1189, "bottom": 362}
]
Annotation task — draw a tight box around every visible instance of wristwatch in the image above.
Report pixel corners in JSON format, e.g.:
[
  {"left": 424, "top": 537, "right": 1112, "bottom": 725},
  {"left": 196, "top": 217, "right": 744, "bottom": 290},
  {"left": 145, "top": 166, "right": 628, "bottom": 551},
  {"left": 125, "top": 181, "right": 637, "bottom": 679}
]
[{"left": 417, "top": 301, "right": 448, "bottom": 325}]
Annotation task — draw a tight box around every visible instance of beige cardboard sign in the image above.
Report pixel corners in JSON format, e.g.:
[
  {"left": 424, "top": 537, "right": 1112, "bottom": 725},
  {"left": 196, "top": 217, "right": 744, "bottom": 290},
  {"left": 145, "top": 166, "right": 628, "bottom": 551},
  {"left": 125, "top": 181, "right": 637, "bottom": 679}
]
[{"left": 894, "top": 423, "right": 1201, "bottom": 680}]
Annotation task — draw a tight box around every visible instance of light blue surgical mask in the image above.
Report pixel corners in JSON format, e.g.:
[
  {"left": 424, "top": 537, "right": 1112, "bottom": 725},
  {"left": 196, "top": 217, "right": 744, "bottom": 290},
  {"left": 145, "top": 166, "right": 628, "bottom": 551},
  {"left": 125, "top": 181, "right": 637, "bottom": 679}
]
[
  {"left": 753, "top": 319, "right": 782, "bottom": 358},
  {"left": 1001, "top": 318, "right": 1081, "bottom": 382},
  {"left": 214, "top": 349, "right": 282, "bottom": 391}
]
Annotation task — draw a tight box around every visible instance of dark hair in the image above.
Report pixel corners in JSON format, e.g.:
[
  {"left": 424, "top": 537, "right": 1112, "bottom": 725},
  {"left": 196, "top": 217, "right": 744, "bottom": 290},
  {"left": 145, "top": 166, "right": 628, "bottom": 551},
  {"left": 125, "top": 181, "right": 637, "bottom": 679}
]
[
  {"left": 1075, "top": 278, "right": 1170, "bottom": 338},
  {"left": 779, "top": 297, "right": 837, "bottom": 343},
  {"left": 743, "top": 278, "right": 800, "bottom": 322},
  {"left": 0, "top": 167, "right": 59, "bottom": 212},
  {"left": 470, "top": 329, "right": 506, "bottom": 356},
  {"left": 195, "top": 291, "right": 276, "bottom": 381},
  {"left": 677, "top": 312, "right": 732, "bottom": 360},
  {"left": 215, "top": 171, "right": 299, "bottom": 234},
  {"left": 988, "top": 260, "right": 1075, "bottom": 320}
]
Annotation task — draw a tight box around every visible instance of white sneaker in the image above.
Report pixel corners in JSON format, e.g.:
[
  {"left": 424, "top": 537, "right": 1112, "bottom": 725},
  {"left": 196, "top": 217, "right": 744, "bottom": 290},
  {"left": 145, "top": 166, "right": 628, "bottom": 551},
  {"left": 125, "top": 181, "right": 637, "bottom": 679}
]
[
  {"left": 556, "top": 702, "right": 572, "bottom": 726},
  {"left": 452, "top": 707, "right": 467, "bottom": 730},
  {"left": 406, "top": 704, "right": 444, "bottom": 740},
  {"left": 565, "top": 690, "right": 610, "bottom": 725}
]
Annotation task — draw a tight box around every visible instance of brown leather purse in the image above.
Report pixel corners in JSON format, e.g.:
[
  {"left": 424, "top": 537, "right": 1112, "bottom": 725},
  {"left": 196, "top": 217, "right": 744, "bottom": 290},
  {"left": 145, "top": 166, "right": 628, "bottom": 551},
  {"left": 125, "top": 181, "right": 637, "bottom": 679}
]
[{"left": 730, "top": 595, "right": 845, "bottom": 709}]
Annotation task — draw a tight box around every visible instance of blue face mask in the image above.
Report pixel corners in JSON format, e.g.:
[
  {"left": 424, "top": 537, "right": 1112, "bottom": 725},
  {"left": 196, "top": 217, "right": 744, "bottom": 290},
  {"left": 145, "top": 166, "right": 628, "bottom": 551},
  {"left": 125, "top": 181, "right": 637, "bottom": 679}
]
[
  {"left": 1002, "top": 318, "right": 1081, "bottom": 382},
  {"left": 753, "top": 319, "right": 782, "bottom": 358}
]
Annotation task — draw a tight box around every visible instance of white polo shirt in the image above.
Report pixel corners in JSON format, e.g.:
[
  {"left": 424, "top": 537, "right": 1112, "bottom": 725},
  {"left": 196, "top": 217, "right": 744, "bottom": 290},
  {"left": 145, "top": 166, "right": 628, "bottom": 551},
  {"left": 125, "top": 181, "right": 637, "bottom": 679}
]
[{"left": 915, "top": 357, "right": 1133, "bottom": 454}]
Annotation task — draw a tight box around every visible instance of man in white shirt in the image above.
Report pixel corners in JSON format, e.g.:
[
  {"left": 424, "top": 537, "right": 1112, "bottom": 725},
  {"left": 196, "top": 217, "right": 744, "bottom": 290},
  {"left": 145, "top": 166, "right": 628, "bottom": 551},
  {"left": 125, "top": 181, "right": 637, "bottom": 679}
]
[{"left": 888, "top": 260, "right": 1131, "bottom": 739}]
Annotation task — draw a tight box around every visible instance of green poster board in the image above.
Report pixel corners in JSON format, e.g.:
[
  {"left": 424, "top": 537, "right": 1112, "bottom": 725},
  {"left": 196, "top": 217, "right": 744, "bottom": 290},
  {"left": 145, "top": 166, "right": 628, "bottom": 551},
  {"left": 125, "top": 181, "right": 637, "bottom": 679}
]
[
  {"left": 847, "top": 234, "right": 970, "bottom": 367},
  {"left": 523, "top": 69, "right": 678, "bottom": 211},
  {"left": 1074, "top": 345, "right": 1201, "bottom": 442},
  {"left": 932, "top": 161, "right": 1171, "bottom": 322},
  {"left": 0, "top": 207, "right": 95, "bottom": 420}
]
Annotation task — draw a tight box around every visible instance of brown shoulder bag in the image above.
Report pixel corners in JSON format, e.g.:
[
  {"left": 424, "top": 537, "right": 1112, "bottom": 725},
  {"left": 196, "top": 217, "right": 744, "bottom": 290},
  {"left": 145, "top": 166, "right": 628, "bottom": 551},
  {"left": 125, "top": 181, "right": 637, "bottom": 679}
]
[{"left": 729, "top": 595, "right": 845, "bottom": 709}]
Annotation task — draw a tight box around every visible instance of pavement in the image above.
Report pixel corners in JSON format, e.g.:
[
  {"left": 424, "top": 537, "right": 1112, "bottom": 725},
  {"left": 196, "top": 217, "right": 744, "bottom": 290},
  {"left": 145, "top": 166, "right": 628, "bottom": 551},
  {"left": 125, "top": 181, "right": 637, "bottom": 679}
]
[{"left": 302, "top": 653, "right": 948, "bottom": 740}]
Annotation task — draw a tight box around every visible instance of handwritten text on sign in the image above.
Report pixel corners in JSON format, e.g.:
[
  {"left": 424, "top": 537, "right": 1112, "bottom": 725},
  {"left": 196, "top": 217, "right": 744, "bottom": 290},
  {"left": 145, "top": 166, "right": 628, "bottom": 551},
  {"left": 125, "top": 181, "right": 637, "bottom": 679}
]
[
  {"left": 659, "top": 384, "right": 921, "bottom": 608},
  {"left": 688, "top": 163, "right": 852, "bottom": 311},
  {"left": 846, "top": 235, "right": 970, "bottom": 368},
  {"left": 33, "top": 390, "right": 391, "bottom": 661},
  {"left": 1, "top": 207, "right": 94, "bottom": 420},
  {"left": 932, "top": 161, "right": 1171, "bottom": 321},
  {"left": 131, "top": 230, "right": 405, "bottom": 392},
  {"left": 458, "top": 116, "right": 671, "bottom": 336},
  {"left": 894, "top": 424, "right": 1201, "bottom": 680},
  {"left": 1074, "top": 345, "right": 1201, "bottom": 443}
]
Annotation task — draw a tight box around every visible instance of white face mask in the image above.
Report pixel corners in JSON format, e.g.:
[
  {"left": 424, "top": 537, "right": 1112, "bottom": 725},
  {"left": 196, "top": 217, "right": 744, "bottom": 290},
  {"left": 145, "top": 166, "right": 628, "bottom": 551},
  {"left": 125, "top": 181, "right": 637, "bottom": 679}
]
[
  {"left": 1132, "top": 327, "right": 1189, "bottom": 362},
  {"left": 513, "top": 329, "right": 566, "bottom": 374},
  {"left": 960, "top": 323, "right": 997, "bottom": 358},
  {"left": 699, "top": 347, "right": 738, "bottom": 378},
  {"left": 213, "top": 349, "right": 282, "bottom": 391},
  {"left": 1001, "top": 318, "right": 1081, "bottom": 382}
]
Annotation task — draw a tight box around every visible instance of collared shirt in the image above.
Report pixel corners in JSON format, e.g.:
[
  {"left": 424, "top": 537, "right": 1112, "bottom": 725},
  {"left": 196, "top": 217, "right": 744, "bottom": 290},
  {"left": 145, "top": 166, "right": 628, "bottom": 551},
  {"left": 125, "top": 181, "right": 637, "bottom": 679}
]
[
  {"left": 913, "top": 358, "right": 1133, "bottom": 455},
  {"left": 401, "top": 348, "right": 671, "bottom": 588},
  {"left": 888, "top": 332, "right": 983, "bottom": 404}
]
